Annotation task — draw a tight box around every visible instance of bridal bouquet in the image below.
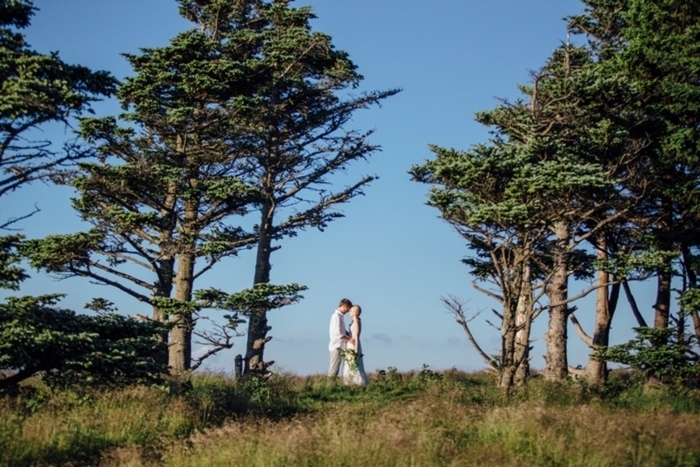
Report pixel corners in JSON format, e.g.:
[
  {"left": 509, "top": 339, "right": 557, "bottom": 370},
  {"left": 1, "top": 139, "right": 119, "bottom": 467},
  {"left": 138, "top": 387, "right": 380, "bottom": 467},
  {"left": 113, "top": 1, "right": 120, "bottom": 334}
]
[{"left": 341, "top": 349, "right": 362, "bottom": 371}]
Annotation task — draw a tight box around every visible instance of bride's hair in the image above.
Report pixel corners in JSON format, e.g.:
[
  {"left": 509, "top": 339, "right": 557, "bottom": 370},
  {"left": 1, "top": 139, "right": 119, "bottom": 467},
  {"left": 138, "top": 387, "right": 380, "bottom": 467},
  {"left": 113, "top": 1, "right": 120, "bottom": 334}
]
[{"left": 350, "top": 305, "right": 362, "bottom": 316}]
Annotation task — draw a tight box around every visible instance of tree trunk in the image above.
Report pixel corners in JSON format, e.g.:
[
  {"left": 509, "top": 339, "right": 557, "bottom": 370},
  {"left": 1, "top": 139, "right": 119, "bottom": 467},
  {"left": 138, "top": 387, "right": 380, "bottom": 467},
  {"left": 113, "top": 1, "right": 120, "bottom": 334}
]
[
  {"left": 497, "top": 290, "right": 518, "bottom": 390},
  {"left": 153, "top": 256, "right": 174, "bottom": 367},
  {"left": 168, "top": 188, "right": 197, "bottom": 374},
  {"left": 245, "top": 202, "right": 275, "bottom": 375},
  {"left": 682, "top": 247, "right": 700, "bottom": 341},
  {"left": 544, "top": 220, "right": 569, "bottom": 382},
  {"left": 653, "top": 263, "right": 671, "bottom": 331},
  {"left": 653, "top": 201, "right": 673, "bottom": 340},
  {"left": 623, "top": 279, "right": 648, "bottom": 327},
  {"left": 169, "top": 250, "right": 195, "bottom": 374},
  {"left": 584, "top": 237, "right": 619, "bottom": 386},
  {"left": 514, "top": 263, "right": 532, "bottom": 386},
  {"left": 497, "top": 253, "right": 533, "bottom": 391},
  {"left": 153, "top": 186, "right": 178, "bottom": 367},
  {"left": 498, "top": 364, "right": 516, "bottom": 390}
]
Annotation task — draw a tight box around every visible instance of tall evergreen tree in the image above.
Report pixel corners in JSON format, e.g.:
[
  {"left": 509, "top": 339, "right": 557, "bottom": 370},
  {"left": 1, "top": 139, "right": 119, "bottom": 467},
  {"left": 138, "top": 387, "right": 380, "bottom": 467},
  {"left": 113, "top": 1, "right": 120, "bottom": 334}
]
[
  {"left": 197, "top": 0, "right": 401, "bottom": 375},
  {"left": 569, "top": 0, "right": 700, "bottom": 345},
  {"left": 412, "top": 42, "right": 639, "bottom": 387},
  {"left": 416, "top": 0, "right": 700, "bottom": 388},
  {"left": 25, "top": 0, "right": 397, "bottom": 375},
  {"left": 25, "top": 1, "right": 274, "bottom": 373}
]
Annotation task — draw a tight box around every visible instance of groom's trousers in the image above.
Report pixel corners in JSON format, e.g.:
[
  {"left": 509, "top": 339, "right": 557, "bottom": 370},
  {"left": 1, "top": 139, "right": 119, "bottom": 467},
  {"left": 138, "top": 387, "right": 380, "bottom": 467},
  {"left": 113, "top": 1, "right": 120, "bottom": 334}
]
[{"left": 328, "top": 348, "right": 343, "bottom": 377}]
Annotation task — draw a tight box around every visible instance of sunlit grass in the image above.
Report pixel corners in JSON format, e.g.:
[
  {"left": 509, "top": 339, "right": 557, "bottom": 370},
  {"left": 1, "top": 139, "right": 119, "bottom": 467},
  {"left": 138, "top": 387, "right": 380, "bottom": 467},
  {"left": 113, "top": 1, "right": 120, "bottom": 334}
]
[
  {"left": 2, "top": 369, "right": 699, "bottom": 466},
  {"left": 0, "top": 385, "right": 195, "bottom": 466}
]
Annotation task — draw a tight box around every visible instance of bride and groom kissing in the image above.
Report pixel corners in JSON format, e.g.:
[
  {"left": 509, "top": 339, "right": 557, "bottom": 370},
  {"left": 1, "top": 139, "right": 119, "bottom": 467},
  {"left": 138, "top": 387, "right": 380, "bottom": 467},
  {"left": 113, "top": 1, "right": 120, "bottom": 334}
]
[{"left": 328, "top": 298, "right": 369, "bottom": 386}]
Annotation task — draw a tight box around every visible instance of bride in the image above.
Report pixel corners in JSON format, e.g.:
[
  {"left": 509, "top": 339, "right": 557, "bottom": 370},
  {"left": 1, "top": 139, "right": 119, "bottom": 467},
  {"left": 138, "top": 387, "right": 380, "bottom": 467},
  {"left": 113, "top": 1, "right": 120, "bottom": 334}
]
[{"left": 343, "top": 305, "right": 369, "bottom": 386}]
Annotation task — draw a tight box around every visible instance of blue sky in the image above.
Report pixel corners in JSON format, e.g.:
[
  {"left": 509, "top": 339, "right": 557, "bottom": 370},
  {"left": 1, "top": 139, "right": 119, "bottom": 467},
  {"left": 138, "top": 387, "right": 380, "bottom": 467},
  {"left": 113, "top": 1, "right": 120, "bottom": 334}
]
[{"left": 7, "top": 0, "right": 659, "bottom": 376}]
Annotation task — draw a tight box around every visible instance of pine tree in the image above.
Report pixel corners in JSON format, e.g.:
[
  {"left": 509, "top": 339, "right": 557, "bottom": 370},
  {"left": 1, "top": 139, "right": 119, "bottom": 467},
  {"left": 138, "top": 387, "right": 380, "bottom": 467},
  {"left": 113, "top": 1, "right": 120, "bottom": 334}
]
[{"left": 25, "top": 0, "right": 398, "bottom": 375}]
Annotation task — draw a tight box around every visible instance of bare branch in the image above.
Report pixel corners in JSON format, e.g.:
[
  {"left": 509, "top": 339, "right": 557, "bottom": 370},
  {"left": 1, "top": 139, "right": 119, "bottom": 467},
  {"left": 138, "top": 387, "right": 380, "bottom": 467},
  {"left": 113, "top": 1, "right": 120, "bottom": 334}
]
[
  {"left": 59, "top": 265, "right": 153, "bottom": 305},
  {"left": 471, "top": 281, "right": 503, "bottom": 303},
  {"left": 569, "top": 309, "right": 593, "bottom": 346},
  {"left": 0, "top": 204, "right": 40, "bottom": 230},
  {"left": 441, "top": 295, "right": 498, "bottom": 369},
  {"left": 622, "top": 279, "right": 648, "bottom": 327},
  {"left": 190, "top": 316, "right": 246, "bottom": 371}
]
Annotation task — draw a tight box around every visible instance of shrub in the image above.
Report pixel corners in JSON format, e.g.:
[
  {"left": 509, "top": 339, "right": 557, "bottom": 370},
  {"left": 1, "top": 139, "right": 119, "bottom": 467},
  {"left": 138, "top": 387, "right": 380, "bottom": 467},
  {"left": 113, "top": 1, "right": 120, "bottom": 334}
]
[
  {"left": 0, "top": 294, "right": 168, "bottom": 392},
  {"left": 596, "top": 326, "right": 700, "bottom": 387}
]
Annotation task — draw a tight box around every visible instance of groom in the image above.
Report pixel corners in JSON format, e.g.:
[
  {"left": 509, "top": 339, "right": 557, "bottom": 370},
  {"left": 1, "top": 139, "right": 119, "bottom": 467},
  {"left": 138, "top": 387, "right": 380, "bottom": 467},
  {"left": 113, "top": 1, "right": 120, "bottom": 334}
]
[{"left": 328, "top": 298, "right": 352, "bottom": 377}]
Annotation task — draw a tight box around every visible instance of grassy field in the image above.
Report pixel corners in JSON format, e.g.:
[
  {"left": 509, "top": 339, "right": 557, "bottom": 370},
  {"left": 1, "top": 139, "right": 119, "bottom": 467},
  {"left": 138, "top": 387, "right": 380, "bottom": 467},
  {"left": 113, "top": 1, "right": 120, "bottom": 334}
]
[{"left": 2, "top": 368, "right": 700, "bottom": 466}]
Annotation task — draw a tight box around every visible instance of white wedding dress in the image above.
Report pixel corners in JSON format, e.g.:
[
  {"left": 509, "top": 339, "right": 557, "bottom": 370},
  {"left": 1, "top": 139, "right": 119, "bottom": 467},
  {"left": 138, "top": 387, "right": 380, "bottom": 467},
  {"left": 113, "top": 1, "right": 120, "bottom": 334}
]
[{"left": 343, "top": 318, "right": 369, "bottom": 386}]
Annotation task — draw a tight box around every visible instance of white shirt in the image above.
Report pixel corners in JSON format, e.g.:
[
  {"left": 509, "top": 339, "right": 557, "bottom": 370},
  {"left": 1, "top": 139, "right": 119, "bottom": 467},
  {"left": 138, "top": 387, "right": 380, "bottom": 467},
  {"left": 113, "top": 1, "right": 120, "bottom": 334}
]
[{"left": 328, "top": 309, "right": 347, "bottom": 351}]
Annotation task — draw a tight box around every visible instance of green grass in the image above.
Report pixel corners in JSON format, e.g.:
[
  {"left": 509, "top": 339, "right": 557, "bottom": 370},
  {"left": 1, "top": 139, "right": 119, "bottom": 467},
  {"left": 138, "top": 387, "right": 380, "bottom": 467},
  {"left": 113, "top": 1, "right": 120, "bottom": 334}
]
[{"left": 1, "top": 368, "right": 700, "bottom": 466}]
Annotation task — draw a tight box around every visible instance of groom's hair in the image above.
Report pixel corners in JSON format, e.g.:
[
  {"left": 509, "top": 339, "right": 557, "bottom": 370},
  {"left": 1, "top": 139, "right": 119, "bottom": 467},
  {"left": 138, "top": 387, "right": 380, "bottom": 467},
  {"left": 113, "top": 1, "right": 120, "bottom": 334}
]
[{"left": 339, "top": 298, "right": 352, "bottom": 308}]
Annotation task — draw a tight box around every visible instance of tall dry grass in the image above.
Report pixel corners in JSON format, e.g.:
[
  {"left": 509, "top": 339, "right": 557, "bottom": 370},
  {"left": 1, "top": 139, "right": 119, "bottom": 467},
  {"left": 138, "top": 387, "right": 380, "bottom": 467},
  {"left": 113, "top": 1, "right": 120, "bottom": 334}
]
[
  {"left": 163, "top": 373, "right": 700, "bottom": 467},
  {"left": 0, "top": 385, "right": 196, "bottom": 466},
  {"left": 1, "top": 369, "right": 699, "bottom": 466}
]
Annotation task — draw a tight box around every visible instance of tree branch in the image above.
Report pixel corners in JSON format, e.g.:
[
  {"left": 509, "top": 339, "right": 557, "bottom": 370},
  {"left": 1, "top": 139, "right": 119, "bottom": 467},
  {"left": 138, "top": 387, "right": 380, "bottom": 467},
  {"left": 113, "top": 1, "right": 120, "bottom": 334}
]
[
  {"left": 441, "top": 295, "right": 498, "bottom": 370},
  {"left": 622, "top": 279, "right": 648, "bottom": 327},
  {"left": 569, "top": 309, "right": 593, "bottom": 346}
]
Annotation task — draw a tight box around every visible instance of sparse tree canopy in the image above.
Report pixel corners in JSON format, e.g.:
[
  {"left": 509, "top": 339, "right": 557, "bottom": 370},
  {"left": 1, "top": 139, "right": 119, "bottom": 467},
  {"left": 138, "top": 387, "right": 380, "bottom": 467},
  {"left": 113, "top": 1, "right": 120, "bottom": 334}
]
[{"left": 0, "top": 0, "right": 116, "bottom": 227}]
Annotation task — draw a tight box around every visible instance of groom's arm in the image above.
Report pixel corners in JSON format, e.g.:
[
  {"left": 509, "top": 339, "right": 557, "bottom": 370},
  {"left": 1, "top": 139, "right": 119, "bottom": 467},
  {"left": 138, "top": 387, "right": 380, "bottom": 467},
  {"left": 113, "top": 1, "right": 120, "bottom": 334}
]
[
  {"left": 339, "top": 318, "right": 350, "bottom": 342},
  {"left": 339, "top": 318, "right": 349, "bottom": 342},
  {"left": 330, "top": 313, "right": 348, "bottom": 342}
]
